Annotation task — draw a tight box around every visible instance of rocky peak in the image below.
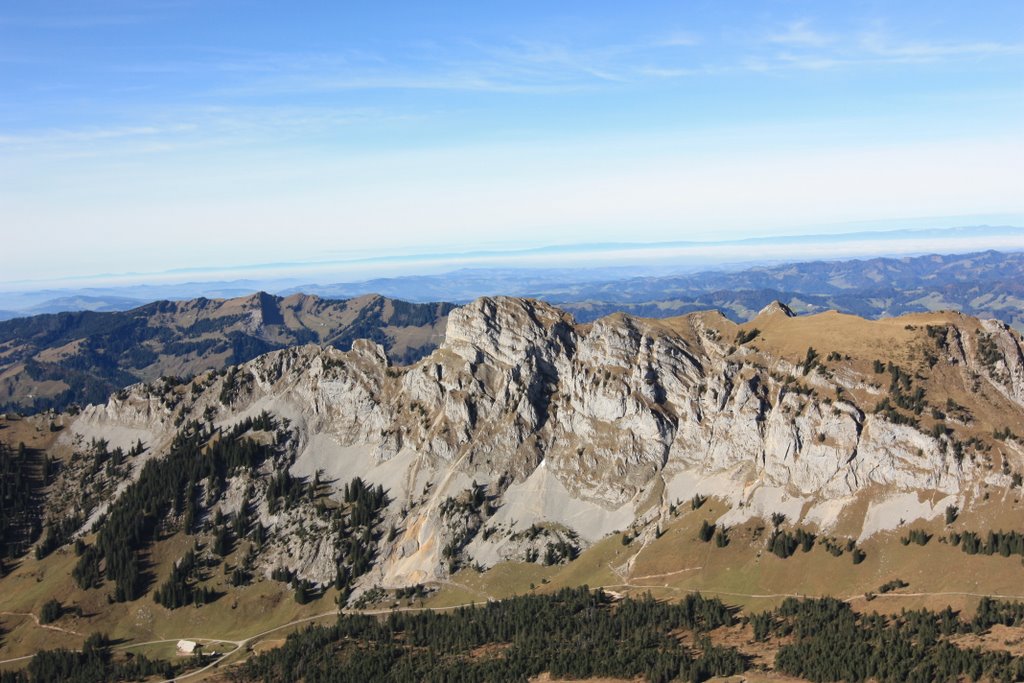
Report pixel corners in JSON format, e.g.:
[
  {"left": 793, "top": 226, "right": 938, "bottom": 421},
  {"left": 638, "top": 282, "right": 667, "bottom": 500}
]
[
  {"left": 443, "top": 296, "right": 577, "bottom": 367},
  {"left": 757, "top": 300, "right": 796, "bottom": 318}
]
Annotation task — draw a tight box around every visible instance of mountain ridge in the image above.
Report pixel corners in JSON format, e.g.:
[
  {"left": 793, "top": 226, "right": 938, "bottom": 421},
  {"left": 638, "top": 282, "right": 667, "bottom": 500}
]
[
  {"left": 59, "top": 296, "right": 1024, "bottom": 587},
  {"left": 0, "top": 292, "right": 454, "bottom": 413}
]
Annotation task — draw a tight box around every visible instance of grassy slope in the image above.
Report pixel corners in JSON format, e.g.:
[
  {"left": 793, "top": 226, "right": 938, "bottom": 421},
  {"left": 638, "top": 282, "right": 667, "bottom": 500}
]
[
  {"left": 426, "top": 495, "right": 1024, "bottom": 619},
  {"left": 0, "top": 528, "right": 341, "bottom": 663},
  {"left": 5, "top": 495, "right": 1024, "bottom": 677}
]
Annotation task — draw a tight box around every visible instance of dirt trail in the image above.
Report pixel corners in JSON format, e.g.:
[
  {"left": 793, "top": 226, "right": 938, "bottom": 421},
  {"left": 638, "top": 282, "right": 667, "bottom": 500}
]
[
  {"left": 151, "top": 602, "right": 496, "bottom": 683},
  {"left": 0, "top": 602, "right": 491, "bottom": 679},
  {"left": 0, "top": 610, "right": 83, "bottom": 637}
]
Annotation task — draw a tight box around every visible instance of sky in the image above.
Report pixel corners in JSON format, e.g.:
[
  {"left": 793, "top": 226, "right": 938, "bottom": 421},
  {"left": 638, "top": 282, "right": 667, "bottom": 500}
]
[{"left": 1, "top": 0, "right": 1023, "bottom": 286}]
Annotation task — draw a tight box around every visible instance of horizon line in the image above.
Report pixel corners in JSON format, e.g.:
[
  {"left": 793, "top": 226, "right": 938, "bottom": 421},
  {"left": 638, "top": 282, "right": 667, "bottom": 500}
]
[{"left": 2, "top": 223, "right": 1022, "bottom": 292}]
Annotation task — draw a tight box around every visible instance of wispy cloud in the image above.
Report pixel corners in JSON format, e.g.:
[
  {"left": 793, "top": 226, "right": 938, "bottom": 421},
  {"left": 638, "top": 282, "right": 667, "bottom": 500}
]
[
  {"left": 770, "top": 53, "right": 855, "bottom": 71},
  {"left": 767, "top": 20, "right": 834, "bottom": 48},
  {"left": 0, "top": 124, "right": 187, "bottom": 146},
  {"left": 465, "top": 39, "right": 628, "bottom": 84},
  {"left": 739, "top": 19, "right": 1024, "bottom": 76},
  {"left": 735, "top": 23, "right": 1024, "bottom": 75},
  {"left": 860, "top": 33, "right": 1024, "bottom": 61},
  {"left": 4, "top": 16, "right": 1023, "bottom": 160},
  {"left": 657, "top": 31, "right": 701, "bottom": 47},
  {"left": 187, "top": 39, "right": 642, "bottom": 98},
  {"left": 0, "top": 104, "right": 420, "bottom": 160},
  {"left": 636, "top": 65, "right": 715, "bottom": 78},
  {"left": 167, "top": 28, "right": 1024, "bottom": 98}
]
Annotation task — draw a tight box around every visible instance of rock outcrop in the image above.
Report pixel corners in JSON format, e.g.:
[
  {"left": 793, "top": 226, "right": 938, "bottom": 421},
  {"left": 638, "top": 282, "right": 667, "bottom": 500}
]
[{"left": 67, "top": 297, "right": 1024, "bottom": 590}]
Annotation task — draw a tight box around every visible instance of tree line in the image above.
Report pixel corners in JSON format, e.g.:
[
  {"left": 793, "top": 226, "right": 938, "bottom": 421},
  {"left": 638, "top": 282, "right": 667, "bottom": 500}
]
[
  {"left": 0, "top": 633, "right": 176, "bottom": 683},
  {"left": 773, "top": 596, "right": 1024, "bottom": 682},
  {"left": 231, "top": 587, "right": 1024, "bottom": 683},
  {"left": 0, "top": 441, "right": 41, "bottom": 570},
  {"left": 234, "top": 587, "right": 743, "bottom": 683}
]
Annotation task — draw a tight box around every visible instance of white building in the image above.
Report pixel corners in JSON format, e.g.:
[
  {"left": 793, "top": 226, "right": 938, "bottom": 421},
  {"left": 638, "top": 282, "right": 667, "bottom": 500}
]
[{"left": 176, "top": 640, "right": 201, "bottom": 655}]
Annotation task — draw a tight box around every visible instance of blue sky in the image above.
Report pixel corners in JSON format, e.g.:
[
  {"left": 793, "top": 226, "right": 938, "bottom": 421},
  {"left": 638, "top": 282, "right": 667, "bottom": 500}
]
[{"left": 1, "top": 1, "right": 1022, "bottom": 285}]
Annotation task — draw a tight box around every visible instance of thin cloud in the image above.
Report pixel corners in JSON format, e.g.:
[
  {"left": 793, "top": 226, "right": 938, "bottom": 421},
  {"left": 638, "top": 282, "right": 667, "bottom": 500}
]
[
  {"left": 6, "top": 20, "right": 1022, "bottom": 145},
  {"left": 0, "top": 125, "right": 189, "bottom": 147},
  {"left": 657, "top": 31, "right": 701, "bottom": 47},
  {"left": 860, "top": 33, "right": 1024, "bottom": 61},
  {"left": 767, "top": 20, "right": 834, "bottom": 48},
  {"left": 0, "top": 105, "right": 422, "bottom": 160},
  {"left": 471, "top": 39, "right": 632, "bottom": 83},
  {"left": 772, "top": 53, "right": 858, "bottom": 71},
  {"left": 636, "top": 65, "right": 715, "bottom": 78},
  {"left": 143, "top": 26, "right": 1024, "bottom": 100},
  {"left": 199, "top": 39, "right": 636, "bottom": 97},
  {"left": 739, "top": 26, "right": 1024, "bottom": 75}
]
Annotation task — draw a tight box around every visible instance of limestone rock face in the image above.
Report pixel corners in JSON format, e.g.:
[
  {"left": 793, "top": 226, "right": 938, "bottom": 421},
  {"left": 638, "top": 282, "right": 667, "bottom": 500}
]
[
  {"left": 72, "top": 297, "right": 1024, "bottom": 589},
  {"left": 977, "top": 319, "right": 1024, "bottom": 405}
]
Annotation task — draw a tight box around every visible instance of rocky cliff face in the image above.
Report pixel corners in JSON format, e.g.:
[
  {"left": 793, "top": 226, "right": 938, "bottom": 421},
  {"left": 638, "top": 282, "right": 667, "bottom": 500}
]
[{"left": 66, "top": 297, "right": 1024, "bottom": 592}]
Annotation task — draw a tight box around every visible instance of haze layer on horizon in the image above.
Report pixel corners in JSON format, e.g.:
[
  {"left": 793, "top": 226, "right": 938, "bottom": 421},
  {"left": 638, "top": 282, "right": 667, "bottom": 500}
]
[
  {"left": 2, "top": 1, "right": 1023, "bottom": 284},
  {"left": 1, "top": 225, "right": 1022, "bottom": 297}
]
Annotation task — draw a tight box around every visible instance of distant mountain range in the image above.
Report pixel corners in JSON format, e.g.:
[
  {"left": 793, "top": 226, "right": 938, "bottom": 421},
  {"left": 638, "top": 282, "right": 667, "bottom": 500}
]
[
  {"left": 2, "top": 247, "right": 1024, "bottom": 413},
  {"left": 2, "top": 224, "right": 1022, "bottom": 318},
  {"left": 0, "top": 293, "right": 453, "bottom": 413},
  {"left": 550, "top": 249, "right": 1024, "bottom": 329},
  {"left": 291, "top": 225, "right": 1024, "bottom": 302},
  {"left": 0, "top": 295, "right": 150, "bottom": 318},
  {"left": 302, "top": 249, "right": 1024, "bottom": 330}
]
